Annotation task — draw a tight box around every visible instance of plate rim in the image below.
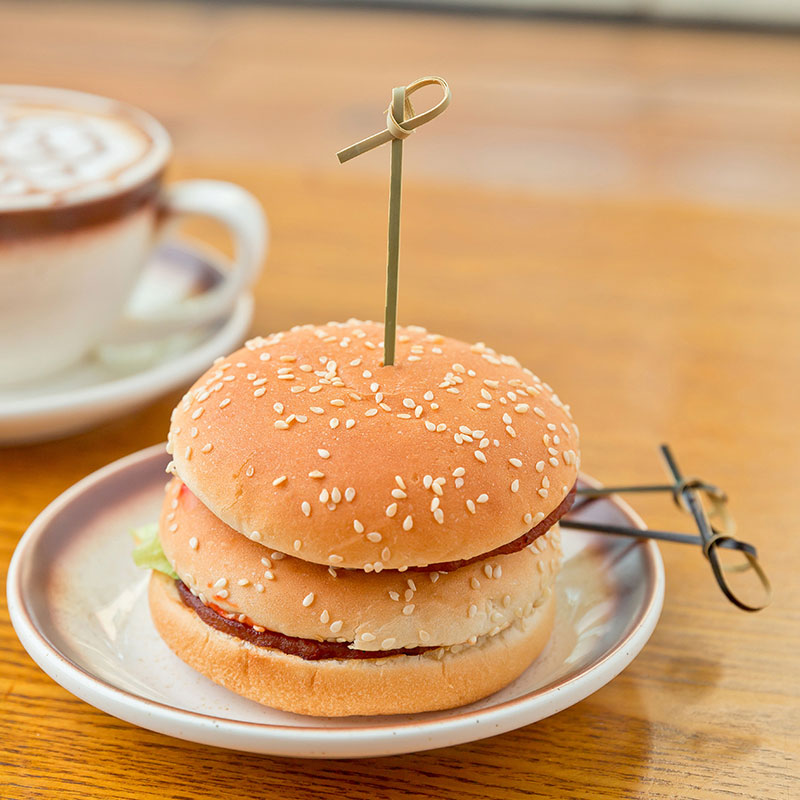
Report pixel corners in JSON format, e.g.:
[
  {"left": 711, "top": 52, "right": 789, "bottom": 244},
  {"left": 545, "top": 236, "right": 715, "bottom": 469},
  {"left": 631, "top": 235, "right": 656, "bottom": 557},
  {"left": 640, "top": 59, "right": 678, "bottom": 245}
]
[{"left": 7, "top": 444, "right": 665, "bottom": 753}]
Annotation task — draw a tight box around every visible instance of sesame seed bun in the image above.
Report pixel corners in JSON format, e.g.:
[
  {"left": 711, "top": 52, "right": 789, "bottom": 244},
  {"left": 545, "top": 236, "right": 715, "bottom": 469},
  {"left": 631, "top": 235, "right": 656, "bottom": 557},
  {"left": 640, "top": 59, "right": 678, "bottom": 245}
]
[
  {"left": 148, "top": 570, "right": 556, "bottom": 716},
  {"left": 159, "top": 478, "right": 561, "bottom": 651},
  {"left": 167, "top": 320, "right": 579, "bottom": 569}
]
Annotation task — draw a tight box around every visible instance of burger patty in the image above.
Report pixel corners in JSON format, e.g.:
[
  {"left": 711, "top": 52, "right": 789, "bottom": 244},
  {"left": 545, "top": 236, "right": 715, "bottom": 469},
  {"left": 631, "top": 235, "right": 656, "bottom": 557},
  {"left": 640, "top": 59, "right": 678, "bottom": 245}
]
[
  {"left": 410, "top": 483, "right": 575, "bottom": 572},
  {"left": 176, "top": 579, "right": 434, "bottom": 661}
]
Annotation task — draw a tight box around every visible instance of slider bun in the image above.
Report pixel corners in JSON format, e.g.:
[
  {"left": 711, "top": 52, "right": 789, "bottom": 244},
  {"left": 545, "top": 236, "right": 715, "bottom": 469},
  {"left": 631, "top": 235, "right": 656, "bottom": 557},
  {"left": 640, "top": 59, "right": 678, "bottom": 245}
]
[
  {"left": 160, "top": 478, "right": 561, "bottom": 651},
  {"left": 149, "top": 571, "right": 557, "bottom": 717},
  {"left": 168, "top": 320, "right": 579, "bottom": 569}
]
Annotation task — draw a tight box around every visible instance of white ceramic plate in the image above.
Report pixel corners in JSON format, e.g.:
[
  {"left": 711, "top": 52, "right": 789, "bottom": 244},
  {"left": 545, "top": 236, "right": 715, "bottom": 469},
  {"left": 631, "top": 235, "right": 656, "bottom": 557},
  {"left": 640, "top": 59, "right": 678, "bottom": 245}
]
[
  {"left": 7, "top": 445, "right": 664, "bottom": 758},
  {"left": 0, "top": 243, "right": 253, "bottom": 444}
]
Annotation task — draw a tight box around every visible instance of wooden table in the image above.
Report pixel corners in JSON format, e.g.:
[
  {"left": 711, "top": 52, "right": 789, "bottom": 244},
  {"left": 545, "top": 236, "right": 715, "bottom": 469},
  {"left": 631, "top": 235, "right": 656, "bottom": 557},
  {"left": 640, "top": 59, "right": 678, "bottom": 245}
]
[{"left": 1, "top": 4, "right": 797, "bottom": 798}]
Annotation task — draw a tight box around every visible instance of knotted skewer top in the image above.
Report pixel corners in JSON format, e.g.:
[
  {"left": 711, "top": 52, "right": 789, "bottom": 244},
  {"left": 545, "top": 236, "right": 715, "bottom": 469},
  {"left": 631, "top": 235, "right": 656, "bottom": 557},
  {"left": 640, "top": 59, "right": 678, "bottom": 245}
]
[{"left": 337, "top": 77, "right": 451, "bottom": 163}]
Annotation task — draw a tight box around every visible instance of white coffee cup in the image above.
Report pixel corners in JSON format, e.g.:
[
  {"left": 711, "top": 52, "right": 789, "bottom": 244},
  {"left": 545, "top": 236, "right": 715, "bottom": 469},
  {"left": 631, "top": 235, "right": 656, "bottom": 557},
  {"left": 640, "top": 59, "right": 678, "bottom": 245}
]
[{"left": 0, "top": 85, "right": 267, "bottom": 385}]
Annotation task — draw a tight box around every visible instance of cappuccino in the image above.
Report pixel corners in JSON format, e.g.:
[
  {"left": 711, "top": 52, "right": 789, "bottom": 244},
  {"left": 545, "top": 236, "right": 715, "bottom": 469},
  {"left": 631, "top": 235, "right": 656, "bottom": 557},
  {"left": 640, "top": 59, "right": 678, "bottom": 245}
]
[{"left": 0, "top": 86, "right": 265, "bottom": 386}]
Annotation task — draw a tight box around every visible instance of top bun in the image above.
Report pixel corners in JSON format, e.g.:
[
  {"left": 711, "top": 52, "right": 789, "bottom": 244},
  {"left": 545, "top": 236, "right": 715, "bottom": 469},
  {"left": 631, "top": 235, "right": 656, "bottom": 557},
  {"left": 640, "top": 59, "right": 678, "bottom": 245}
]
[{"left": 168, "top": 320, "right": 579, "bottom": 569}]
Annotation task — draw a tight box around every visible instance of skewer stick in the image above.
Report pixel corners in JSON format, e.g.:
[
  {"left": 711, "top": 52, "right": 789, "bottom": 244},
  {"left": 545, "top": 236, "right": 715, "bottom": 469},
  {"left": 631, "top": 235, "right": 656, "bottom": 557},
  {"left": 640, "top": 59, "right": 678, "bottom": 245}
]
[{"left": 337, "top": 77, "right": 450, "bottom": 365}]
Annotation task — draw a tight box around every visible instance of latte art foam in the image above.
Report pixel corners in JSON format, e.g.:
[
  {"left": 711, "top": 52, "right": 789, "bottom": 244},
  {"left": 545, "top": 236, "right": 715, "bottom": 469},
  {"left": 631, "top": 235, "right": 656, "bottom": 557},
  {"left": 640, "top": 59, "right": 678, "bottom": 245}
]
[{"left": 0, "top": 88, "right": 170, "bottom": 211}]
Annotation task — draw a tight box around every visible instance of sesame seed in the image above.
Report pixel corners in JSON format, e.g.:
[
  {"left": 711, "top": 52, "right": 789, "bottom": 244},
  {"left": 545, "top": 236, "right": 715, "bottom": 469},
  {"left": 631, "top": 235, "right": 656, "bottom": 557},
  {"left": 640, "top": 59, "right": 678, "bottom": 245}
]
[
  {"left": 216, "top": 589, "right": 229, "bottom": 599},
  {"left": 354, "top": 519, "right": 364, "bottom": 533},
  {"left": 431, "top": 497, "right": 440, "bottom": 511},
  {"left": 533, "top": 511, "right": 545, "bottom": 524},
  {"left": 219, "top": 398, "right": 231, "bottom": 409},
  {"left": 536, "top": 460, "right": 545, "bottom": 472},
  {"left": 329, "top": 418, "right": 339, "bottom": 429},
  {"left": 320, "top": 610, "right": 330, "bottom": 624},
  {"left": 474, "top": 450, "right": 487, "bottom": 463},
  {"left": 189, "top": 537, "right": 198, "bottom": 550},
  {"left": 386, "top": 503, "right": 398, "bottom": 518},
  {"left": 382, "top": 638, "right": 397, "bottom": 649},
  {"left": 430, "top": 572, "right": 440, "bottom": 583},
  {"left": 310, "top": 406, "right": 324, "bottom": 414},
  {"left": 237, "top": 578, "right": 250, "bottom": 586},
  {"left": 301, "top": 501, "right": 311, "bottom": 517},
  {"left": 319, "top": 489, "right": 330, "bottom": 503},
  {"left": 534, "top": 407, "right": 546, "bottom": 418},
  {"left": 511, "top": 479, "right": 520, "bottom": 493},
  {"left": 433, "top": 508, "right": 444, "bottom": 524},
  {"left": 184, "top": 446, "right": 193, "bottom": 459},
  {"left": 330, "top": 399, "right": 345, "bottom": 407},
  {"left": 331, "top": 487, "right": 342, "bottom": 503},
  {"left": 330, "top": 620, "right": 343, "bottom": 634},
  {"left": 361, "top": 632, "right": 376, "bottom": 642},
  {"left": 261, "top": 557, "right": 272, "bottom": 568},
  {"left": 495, "top": 565, "right": 503, "bottom": 578},
  {"left": 309, "top": 470, "right": 325, "bottom": 479},
  {"left": 432, "top": 482, "right": 443, "bottom": 497},
  {"left": 453, "top": 467, "right": 466, "bottom": 477},
  {"left": 538, "top": 488, "right": 549, "bottom": 498},
  {"left": 403, "top": 515, "right": 413, "bottom": 531},
  {"left": 366, "top": 532, "right": 382, "bottom": 543},
  {"left": 274, "top": 420, "right": 290, "bottom": 430},
  {"left": 402, "top": 398, "right": 415, "bottom": 409},
  {"left": 191, "top": 407, "right": 203, "bottom": 420},
  {"left": 201, "top": 443, "right": 213, "bottom": 453},
  {"left": 506, "top": 426, "right": 517, "bottom": 438},
  {"left": 253, "top": 387, "right": 266, "bottom": 397},
  {"left": 317, "top": 449, "right": 330, "bottom": 459},
  {"left": 302, "top": 593, "right": 315, "bottom": 607},
  {"left": 524, "top": 512, "right": 533, "bottom": 525},
  {"left": 214, "top": 578, "right": 228, "bottom": 589},
  {"left": 345, "top": 487, "right": 356, "bottom": 502},
  {"left": 477, "top": 493, "right": 489, "bottom": 504},
  {"left": 484, "top": 564, "right": 493, "bottom": 579},
  {"left": 365, "top": 408, "right": 378, "bottom": 417},
  {"left": 346, "top": 419, "right": 355, "bottom": 429},
  {"left": 542, "top": 476, "right": 550, "bottom": 488},
  {"left": 329, "top": 554, "right": 344, "bottom": 564},
  {"left": 294, "top": 539, "right": 302, "bottom": 551},
  {"left": 402, "top": 604, "right": 415, "bottom": 616},
  {"left": 466, "top": 499, "right": 476, "bottom": 514},
  {"left": 550, "top": 457, "right": 560, "bottom": 467},
  {"left": 468, "top": 604, "right": 478, "bottom": 618},
  {"left": 509, "top": 458, "right": 523, "bottom": 467},
  {"left": 255, "top": 583, "right": 264, "bottom": 592}
]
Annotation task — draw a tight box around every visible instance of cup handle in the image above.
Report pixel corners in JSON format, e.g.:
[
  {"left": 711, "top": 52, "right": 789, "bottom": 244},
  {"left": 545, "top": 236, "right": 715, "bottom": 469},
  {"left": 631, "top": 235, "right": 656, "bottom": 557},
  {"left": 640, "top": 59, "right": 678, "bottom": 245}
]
[{"left": 106, "top": 179, "right": 267, "bottom": 345}]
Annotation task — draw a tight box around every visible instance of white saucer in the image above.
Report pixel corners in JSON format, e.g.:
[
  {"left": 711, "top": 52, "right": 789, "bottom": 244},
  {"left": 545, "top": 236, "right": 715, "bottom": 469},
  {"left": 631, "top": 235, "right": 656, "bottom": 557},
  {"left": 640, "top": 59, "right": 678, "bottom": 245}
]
[
  {"left": 7, "top": 445, "right": 665, "bottom": 758},
  {"left": 0, "top": 243, "right": 253, "bottom": 445}
]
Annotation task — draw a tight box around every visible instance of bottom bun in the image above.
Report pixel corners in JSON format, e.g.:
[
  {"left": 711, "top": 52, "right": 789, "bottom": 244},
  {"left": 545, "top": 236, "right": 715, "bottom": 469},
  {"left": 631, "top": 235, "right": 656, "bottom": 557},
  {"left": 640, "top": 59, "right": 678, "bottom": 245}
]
[{"left": 149, "top": 572, "right": 556, "bottom": 717}]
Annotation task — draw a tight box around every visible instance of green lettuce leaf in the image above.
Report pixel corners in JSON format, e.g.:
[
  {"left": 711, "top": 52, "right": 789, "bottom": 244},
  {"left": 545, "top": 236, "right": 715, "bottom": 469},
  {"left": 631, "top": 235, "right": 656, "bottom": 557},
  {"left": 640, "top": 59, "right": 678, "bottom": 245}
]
[{"left": 131, "top": 522, "right": 178, "bottom": 579}]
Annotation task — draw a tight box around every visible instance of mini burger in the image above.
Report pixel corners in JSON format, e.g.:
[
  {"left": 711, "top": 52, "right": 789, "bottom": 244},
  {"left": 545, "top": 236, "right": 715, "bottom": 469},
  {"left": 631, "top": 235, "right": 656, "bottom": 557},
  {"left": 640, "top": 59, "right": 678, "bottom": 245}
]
[{"left": 136, "top": 320, "right": 579, "bottom": 716}]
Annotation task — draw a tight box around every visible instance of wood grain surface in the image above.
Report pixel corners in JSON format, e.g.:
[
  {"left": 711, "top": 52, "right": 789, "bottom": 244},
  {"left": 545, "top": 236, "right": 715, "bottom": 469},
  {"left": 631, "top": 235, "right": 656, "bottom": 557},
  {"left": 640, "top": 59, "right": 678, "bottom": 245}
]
[{"left": 0, "top": 3, "right": 798, "bottom": 799}]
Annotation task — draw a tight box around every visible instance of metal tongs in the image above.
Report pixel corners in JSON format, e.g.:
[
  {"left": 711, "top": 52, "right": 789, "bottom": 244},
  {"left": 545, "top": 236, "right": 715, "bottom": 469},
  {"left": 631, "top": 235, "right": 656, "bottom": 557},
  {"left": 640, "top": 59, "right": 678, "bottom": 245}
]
[{"left": 560, "top": 444, "right": 771, "bottom": 612}]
